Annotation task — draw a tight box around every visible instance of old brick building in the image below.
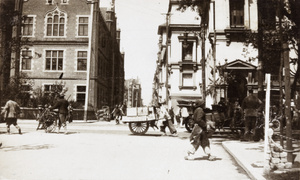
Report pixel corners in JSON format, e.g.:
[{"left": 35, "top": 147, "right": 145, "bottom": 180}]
[{"left": 15, "top": 0, "right": 124, "bottom": 112}]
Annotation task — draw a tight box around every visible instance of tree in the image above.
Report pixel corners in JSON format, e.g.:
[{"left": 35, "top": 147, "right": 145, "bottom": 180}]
[
  {"left": 279, "top": 0, "right": 300, "bottom": 97},
  {"left": 0, "top": 0, "right": 14, "bottom": 107},
  {"left": 0, "top": 0, "right": 30, "bottom": 107}
]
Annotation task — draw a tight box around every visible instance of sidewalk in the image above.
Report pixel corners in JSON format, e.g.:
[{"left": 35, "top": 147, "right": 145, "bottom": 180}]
[{"left": 222, "top": 140, "right": 300, "bottom": 180}]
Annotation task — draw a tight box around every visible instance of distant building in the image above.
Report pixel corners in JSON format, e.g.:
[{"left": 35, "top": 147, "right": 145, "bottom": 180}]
[
  {"left": 124, "top": 78, "right": 142, "bottom": 107},
  {"left": 7, "top": 0, "right": 124, "bottom": 112}
]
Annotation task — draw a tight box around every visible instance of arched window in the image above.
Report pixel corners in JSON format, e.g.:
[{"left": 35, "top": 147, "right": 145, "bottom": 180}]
[{"left": 46, "top": 10, "right": 66, "bottom": 37}]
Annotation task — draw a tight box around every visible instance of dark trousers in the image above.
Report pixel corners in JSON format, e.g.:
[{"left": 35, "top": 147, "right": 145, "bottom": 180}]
[
  {"left": 160, "top": 119, "right": 177, "bottom": 134},
  {"left": 58, "top": 113, "right": 67, "bottom": 128},
  {"left": 243, "top": 116, "right": 257, "bottom": 140},
  {"left": 190, "top": 124, "right": 210, "bottom": 152},
  {"left": 244, "top": 116, "right": 257, "bottom": 133}
]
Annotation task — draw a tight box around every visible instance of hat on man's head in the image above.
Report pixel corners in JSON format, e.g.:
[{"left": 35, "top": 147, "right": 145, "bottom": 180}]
[{"left": 195, "top": 99, "right": 205, "bottom": 107}]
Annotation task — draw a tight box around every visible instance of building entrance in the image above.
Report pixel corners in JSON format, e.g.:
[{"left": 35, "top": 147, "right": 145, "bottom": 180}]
[{"left": 227, "top": 72, "right": 248, "bottom": 105}]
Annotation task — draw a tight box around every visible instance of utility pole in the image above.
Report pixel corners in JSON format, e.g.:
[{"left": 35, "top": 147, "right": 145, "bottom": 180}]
[
  {"left": 278, "top": 0, "right": 284, "bottom": 146},
  {"left": 283, "top": 42, "right": 293, "bottom": 162},
  {"left": 257, "top": 0, "right": 264, "bottom": 101},
  {"left": 201, "top": 25, "right": 206, "bottom": 103},
  {"left": 84, "top": 0, "right": 98, "bottom": 121},
  {"left": 163, "top": 12, "right": 170, "bottom": 105},
  {"left": 212, "top": 0, "right": 217, "bottom": 104}
]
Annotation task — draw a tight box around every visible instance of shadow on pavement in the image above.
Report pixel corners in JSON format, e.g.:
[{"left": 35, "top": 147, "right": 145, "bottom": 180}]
[
  {"left": 129, "top": 134, "right": 162, "bottom": 137},
  {"left": 2, "top": 144, "right": 54, "bottom": 152},
  {"left": 193, "top": 156, "right": 222, "bottom": 161}
]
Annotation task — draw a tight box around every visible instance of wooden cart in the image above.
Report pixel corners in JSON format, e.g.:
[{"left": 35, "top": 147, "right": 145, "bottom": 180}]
[{"left": 122, "top": 115, "right": 160, "bottom": 135}]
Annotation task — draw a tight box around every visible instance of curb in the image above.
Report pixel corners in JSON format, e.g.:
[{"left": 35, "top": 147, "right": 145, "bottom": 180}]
[{"left": 222, "top": 141, "right": 266, "bottom": 180}]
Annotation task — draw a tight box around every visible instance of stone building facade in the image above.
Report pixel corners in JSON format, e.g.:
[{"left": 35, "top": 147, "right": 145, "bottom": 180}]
[
  {"left": 17, "top": 0, "right": 124, "bottom": 111},
  {"left": 154, "top": 0, "right": 259, "bottom": 110}
]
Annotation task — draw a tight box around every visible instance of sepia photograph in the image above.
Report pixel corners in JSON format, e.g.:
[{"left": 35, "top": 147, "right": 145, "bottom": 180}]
[{"left": 0, "top": 0, "right": 299, "bottom": 179}]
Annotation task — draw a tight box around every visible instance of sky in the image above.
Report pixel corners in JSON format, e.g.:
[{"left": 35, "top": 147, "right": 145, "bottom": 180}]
[{"left": 101, "top": 0, "right": 169, "bottom": 105}]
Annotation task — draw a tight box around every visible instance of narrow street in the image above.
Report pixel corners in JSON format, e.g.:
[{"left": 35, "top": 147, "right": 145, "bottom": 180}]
[{"left": 0, "top": 120, "right": 250, "bottom": 180}]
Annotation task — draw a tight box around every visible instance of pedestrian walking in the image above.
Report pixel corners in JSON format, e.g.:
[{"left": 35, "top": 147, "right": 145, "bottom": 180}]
[
  {"left": 119, "top": 104, "right": 125, "bottom": 121},
  {"left": 158, "top": 101, "right": 177, "bottom": 136},
  {"left": 1, "top": 99, "right": 22, "bottom": 135},
  {"left": 112, "top": 105, "right": 122, "bottom": 124},
  {"left": 175, "top": 105, "right": 183, "bottom": 128},
  {"left": 241, "top": 89, "right": 262, "bottom": 141},
  {"left": 168, "top": 107, "right": 175, "bottom": 124},
  {"left": 185, "top": 99, "right": 216, "bottom": 161},
  {"left": 49, "top": 93, "right": 69, "bottom": 134}
]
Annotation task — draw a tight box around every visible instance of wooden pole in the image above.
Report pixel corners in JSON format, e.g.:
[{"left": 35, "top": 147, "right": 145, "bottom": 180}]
[
  {"left": 278, "top": 0, "right": 284, "bottom": 147},
  {"left": 84, "top": 0, "right": 97, "bottom": 121},
  {"left": 165, "top": 13, "right": 170, "bottom": 105},
  {"left": 257, "top": 0, "right": 264, "bottom": 101},
  {"left": 212, "top": 0, "right": 217, "bottom": 105},
  {"left": 264, "top": 74, "right": 270, "bottom": 171},
  {"left": 283, "top": 42, "right": 293, "bottom": 162}
]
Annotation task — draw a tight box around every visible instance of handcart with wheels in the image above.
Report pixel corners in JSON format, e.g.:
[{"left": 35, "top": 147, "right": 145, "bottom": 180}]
[{"left": 122, "top": 106, "right": 162, "bottom": 135}]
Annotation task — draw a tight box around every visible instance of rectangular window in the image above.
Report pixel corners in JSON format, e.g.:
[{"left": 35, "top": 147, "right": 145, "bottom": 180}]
[
  {"left": 182, "top": 73, "right": 193, "bottom": 87},
  {"left": 78, "top": 17, "right": 89, "bottom": 36},
  {"left": 21, "top": 50, "right": 32, "bottom": 70},
  {"left": 45, "top": 50, "right": 63, "bottom": 71},
  {"left": 21, "top": 84, "right": 31, "bottom": 92},
  {"left": 23, "top": 16, "right": 33, "bottom": 36},
  {"left": 230, "top": 0, "right": 244, "bottom": 27},
  {"left": 44, "top": 84, "right": 62, "bottom": 96},
  {"left": 77, "top": 51, "right": 87, "bottom": 71},
  {"left": 76, "top": 86, "right": 86, "bottom": 105},
  {"left": 61, "top": 0, "right": 68, "bottom": 4},
  {"left": 182, "top": 41, "right": 193, "bottom": 61},
  {"left": 47, "top": 0, "right": 53, "bottom": 4}
]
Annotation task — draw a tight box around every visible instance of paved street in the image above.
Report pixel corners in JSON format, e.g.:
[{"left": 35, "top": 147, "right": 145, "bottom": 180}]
[{"left": 0, "top": 120, "right": 250, "bottom": 180}]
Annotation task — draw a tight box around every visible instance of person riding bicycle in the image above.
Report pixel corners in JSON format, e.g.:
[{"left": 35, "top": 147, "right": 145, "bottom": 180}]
[{"left": 49, "top": 93, "right": 69, "bottom": 134}]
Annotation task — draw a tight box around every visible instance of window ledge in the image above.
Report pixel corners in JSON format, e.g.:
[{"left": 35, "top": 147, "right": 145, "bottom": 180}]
[
  {"left": 75, "top": 36, "right": 89, "bottom": 38},
  {"left": 179, "top": 86, "right": 197, "bottom": 90},
  {"left": 43, "top": 70, "right": 64, "bottom": 72}
]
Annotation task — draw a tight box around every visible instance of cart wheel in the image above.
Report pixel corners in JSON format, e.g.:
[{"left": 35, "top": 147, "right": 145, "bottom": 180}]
[{"left": 129, "top": 122, "right": 149, "bottom": 135}]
